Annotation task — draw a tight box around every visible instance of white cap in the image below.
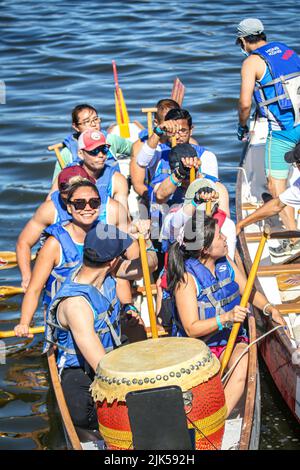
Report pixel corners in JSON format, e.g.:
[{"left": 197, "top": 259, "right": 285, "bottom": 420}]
[{"left": 236, "top": 18, "right": 264, "bottom": 38}]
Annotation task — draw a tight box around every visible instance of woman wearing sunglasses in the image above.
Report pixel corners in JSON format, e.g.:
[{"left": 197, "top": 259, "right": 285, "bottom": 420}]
[{"left": 15, "top": 180, "right": 103, "bottom": 337}]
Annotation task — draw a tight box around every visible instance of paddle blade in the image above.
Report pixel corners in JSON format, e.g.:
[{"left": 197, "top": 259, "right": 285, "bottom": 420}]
[
  {"left": 171, "top": 78, "right": 185, "bottom": 106},
  {"left": 0, "top": 252, "right": 36, "bottom": 271},
  {"left": 0, "top": 286, "right": 24, "bottom": 301},
  {"left": 114, "top": 89, "right": 130, "bottom": 138}
]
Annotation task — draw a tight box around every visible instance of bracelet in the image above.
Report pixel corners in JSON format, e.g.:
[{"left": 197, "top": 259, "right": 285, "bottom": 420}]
[
  {"left": 216, "top": 314, "right": 223, "bottom": 331},
  {"left": 170, "top": 173, "right": 180, "bottom": 187},
  {"left": 262, "top": 302, "right": 273, "bottom": 317}
]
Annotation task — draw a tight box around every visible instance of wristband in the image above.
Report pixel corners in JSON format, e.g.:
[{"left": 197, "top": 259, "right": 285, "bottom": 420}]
[
  {"left": 170, "top": 173, "right": 180, "bottom": 186},
  {"left": 174, "top": 167, "right": 186, "bottom": 181},
  {"left": 191, "top": 199, "right": 198, "bottom": 208},
  {"left": 123, "top": 304, "right": 139, "bottom": 315},
  {"left": 216, "top": 314, "right": 223, "bottom": 331},
  {"left": 153, "top": 126, "right": 165, "bottom": 136}
]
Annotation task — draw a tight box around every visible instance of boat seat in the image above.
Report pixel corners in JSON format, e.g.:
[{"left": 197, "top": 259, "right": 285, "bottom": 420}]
[
  {"left": 257, "top": 264, "right": 300, "bottom": 276},
  {"left": 276, "top": 302, "right": 300, "bottom": 314}
]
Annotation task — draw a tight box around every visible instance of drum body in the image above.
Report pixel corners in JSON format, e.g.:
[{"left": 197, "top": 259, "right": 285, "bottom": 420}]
[{"left": 91, "top": 337, "right": 226, "bottom": 450}]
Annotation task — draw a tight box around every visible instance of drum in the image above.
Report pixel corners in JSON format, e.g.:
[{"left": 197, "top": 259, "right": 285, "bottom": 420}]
[{"left": 91, "top": 337, "right": 226, "bottom": 450}]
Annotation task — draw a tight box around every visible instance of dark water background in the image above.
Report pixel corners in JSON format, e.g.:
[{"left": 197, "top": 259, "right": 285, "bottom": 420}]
[{"left": 0, "top": 0, "right": 300, "bottom": 450}]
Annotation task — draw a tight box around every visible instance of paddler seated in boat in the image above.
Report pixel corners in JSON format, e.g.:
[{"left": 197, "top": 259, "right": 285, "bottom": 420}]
[
  {"left": 135, "top": 107, "right": 218, "bottom": 204},
  {"left": 157, "top": 176, "right": 236, "bottom": 331},
  {"left": 50, "top": 129, "right": 130, "bottom": 216},
  {"left": 15, "top": 180, "right": 138, "bottom": 336},
  {"left": 236, "top": 146, "right": 300, "bottom": 256},
  {"left": 52, "top": 103, "right": 133, "bottom": 181},
  {"left": 42, "top": 221, "right": 157, "bottom": 431},
  {"left": 16, "top": 166, "right": 128, "bottom": 291},
  {"left": 167, "top": 213, "right": 286, "bottom": 417},
  {"left": 130, "top": 99, "right": 180, "bottom": 210},
  {"left": 14, "top": 180, "right": 145, "bottom": 338}
]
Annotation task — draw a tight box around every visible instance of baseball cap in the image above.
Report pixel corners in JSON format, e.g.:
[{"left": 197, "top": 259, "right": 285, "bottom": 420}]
[
  {"left": 58, "top": 165, "right": 96, "bottom": 191},
  {"left": 83, "top": 223, "right": 133, "bottom": 264},
  {"left": 284, "top": 143, "right": 300, "bottom": 164},
  {"left": 236, "top": 18, "right": 264, "bottom": 38},
  {"left": 184, "top": 178, "right": 218, "bottom": 212},
  {"left": 77, "top": 129, "right": 109, "bottom": 151},
  {"left": 169, "top": 143, "right": 198, "bottom": 171}
]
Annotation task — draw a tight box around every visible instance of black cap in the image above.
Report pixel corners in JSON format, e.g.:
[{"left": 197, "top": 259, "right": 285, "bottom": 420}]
[
  {"left": 83, "top": 223, "right": 133, "bottom": 264},
  {"left": 169, "top": 143, "right": 198, "bottom": 171},
  {"left": 284, "top": 144, "right": 300, "bottom": 164}
]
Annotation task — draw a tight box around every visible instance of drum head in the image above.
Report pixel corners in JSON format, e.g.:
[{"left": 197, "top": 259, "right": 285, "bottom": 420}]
[{"left": 91, "top": 337, "right": 220, "bottom": 403}]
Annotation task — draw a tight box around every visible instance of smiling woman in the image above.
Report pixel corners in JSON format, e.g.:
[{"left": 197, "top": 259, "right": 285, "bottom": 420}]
[{"left": 14, "top": 181, "right": 101, "bottom": 339}]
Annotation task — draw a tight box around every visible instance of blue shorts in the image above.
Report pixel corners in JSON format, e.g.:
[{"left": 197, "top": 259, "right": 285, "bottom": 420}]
[{"left": 265, "top": 125, "right": 300, "bottom": 179}]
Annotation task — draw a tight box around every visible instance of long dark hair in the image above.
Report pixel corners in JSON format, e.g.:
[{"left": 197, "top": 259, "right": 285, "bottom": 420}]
[{"left": 167, "top": 214, "right": 217, "bottom": 293}]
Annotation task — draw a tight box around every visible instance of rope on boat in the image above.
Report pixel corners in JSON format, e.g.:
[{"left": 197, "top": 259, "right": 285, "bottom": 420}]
[{"left": 221, "top": 325, "right": 290, "bottom": 386}]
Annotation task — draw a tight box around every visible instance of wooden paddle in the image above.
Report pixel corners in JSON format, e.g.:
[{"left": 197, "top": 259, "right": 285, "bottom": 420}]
[
  {"left": 0, "top": 286, "right": 24, "bottom": 300},
  {"left": 138, "top": 235, "right": 158, "bottom": 339},
  {"left": 48, "top": 143, "right": 65, "bottom": 169},
  {"left": 141, "top": 107, "right": 157, "bottom": 137},
  {"left": 0, "top": 251, "right": 36, "bottom": 270},
  {"left": 220, "top": 225, "right": 270, "bottom": 376},
  {"left": 112, "top": 60, "right": 130, "bottom": 138},
  {"left": 171, "top": 77, "right": 185, "bottom": 106},
  {"left": 0, "top": 326, "right": 44, "bottom": 339}
]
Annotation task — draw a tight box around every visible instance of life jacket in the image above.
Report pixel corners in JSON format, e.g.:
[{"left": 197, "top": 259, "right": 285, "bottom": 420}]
[
  {"left": 252, "top": 42, "right": 300, "bottom": 129},
  {"left": 63, "top": 131, "right": 120, "bottom": 169},
  {"left": 42, "top": 222, "right": 83, "bottom": 307},
  {"left": 171, "top": 257, "right": 247, "bottom": 347},
  {"left": 50, "top": 191, "right": 72, "bottom": 224},
  {"left": 43, "top": 269, "right": 121, "bottom": 372},
  {"left": 149, "top": 145, "right": 208, "bottom": 240}
]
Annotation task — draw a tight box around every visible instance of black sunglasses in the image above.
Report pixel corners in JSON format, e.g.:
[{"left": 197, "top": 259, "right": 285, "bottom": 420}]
[
  {"left": 84, "top": 145, "right": 110, "bottom": 156},
  {"left": 69, "top": 198, "right": 101, "bottom": 210}
]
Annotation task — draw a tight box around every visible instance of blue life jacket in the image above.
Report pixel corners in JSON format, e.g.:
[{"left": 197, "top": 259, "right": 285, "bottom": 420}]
[
  {"left": 44, "top": 269, "right": 121, "bottom": 371},
  {"left": 42, "top": 222, "right": 83, "bottom": 307},
  {"left": 63, "top": 130, "right": 120, "bottom": 169},
  {"left": 50, "top": 191, "right": 72, "bottom": 224},
  {"left": 252, "top": 42, "right": 300, "bottom": 130},
  {"left": 171, "top": 257, "right": 247, "bottom": 347}
]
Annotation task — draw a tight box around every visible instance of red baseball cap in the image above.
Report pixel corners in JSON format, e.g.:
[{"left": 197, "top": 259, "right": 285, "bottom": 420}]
[
  {"left": 77, "top": 129, "right": 109, "bottom": 151},
  {"left": 58, "top": 165, "right": 96, "bottom": 191}
]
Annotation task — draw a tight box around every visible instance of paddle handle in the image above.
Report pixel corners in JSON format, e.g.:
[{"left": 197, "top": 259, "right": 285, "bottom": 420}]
[
  {"left": 142, "top": 108, "right": 157, "bottom": 137},
  {"left": 0, "top": 326, "right": 45, "bottom": 339},
  {"left": 138, "top": 236, "right": 158, "bottom": 339},
  {"left": 190, "top": 167, "right": 196, "bottom": 184},
  {"left": 48, "top": 143, "right": 65, "bottom": 169},
  {"left": 206, "top": 201, "right": 212, "bottom": 216},
  {"left": 220, "top": 226, "right": 270, "bottom": 376}
]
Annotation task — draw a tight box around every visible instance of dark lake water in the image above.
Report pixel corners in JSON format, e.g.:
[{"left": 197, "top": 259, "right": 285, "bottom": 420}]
[{"left": 0, "top": 0, "right": 300, "bottom": 450}]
